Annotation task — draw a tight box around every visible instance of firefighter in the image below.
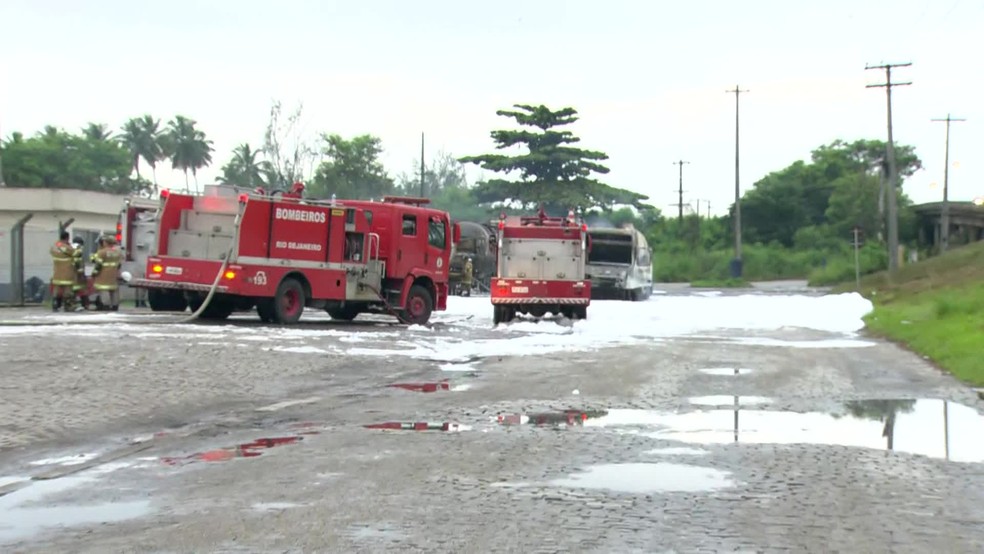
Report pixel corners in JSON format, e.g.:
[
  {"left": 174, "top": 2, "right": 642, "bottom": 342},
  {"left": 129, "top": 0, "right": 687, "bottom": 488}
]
[
  {"left": 91, "top": 235, "right": 123, "bottom": 311},
  {"left": 49, "top": 231, "right": 76, "bottom": 311},
  {"left": 69, "top": 236, "right": 91, "bottom": 311},
  {"left": 462, "top": 257, "right": 474, "bottom": 297}
]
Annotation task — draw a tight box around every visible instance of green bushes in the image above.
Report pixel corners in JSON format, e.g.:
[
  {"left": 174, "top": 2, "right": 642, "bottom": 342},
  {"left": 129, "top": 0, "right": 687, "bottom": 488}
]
[{"left": 651, "top": 242, "right": 883, "bottom": 284}]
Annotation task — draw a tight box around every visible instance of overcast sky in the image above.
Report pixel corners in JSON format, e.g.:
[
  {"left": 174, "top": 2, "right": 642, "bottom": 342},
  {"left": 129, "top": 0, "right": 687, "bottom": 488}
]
[{"left": 2, "top": 0, "right": 981, "bottom": 215}]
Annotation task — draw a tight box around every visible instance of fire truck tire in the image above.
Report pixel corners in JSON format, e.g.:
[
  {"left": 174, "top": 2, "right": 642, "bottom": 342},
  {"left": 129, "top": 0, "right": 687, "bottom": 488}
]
[
  {"left": 326, "top": 305, "right": 360, "bottom": 321},
  {"left": 200, "top": 301, "right": 234, "bottom": 320},
  {"left": 402, "top": 285, "right": 433, "bottom": 325},
  {"left": 256, "top": 299, "right": 276, "bottom": 323},
  {"left": 493, "top": 305, "right": 515, "bottom": 325},
  {"left": 274, "top": 278, "right": 305, "bottom": 324},
  {"left": 148, "top": 289, "right": 187, "bottom": 312}
]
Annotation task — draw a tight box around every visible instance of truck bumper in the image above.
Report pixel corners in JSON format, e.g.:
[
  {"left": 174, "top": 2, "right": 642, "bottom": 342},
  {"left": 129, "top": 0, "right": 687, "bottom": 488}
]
[
  {"left": 489, "top": 278, "right": 591, "bottom": 306},
  {"left": 129, "top": 277, "right": 230, "bottom": 294}
]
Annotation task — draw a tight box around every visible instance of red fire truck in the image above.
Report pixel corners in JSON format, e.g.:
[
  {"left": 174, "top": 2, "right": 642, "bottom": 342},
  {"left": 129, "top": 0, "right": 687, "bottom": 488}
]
[
  {"left": 490, "top": 207, "right": 591, "bottom": 325},
  {"left": 128, "top": 184, "right": 460, "bottom": 325}
]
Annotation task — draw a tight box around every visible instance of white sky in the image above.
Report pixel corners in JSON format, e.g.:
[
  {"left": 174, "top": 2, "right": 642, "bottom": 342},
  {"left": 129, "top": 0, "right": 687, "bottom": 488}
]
[{"left": 2, "top": 0, "right": 982, "bottom": 215}]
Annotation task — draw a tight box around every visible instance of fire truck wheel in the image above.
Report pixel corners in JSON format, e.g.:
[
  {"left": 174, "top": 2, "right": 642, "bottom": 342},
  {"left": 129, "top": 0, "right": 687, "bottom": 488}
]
[
  {"left": 326, "top": 305, "right": 360, "bottom": 321},
  {"left": 493, "top": 305, "right": 515, "bottom": 325},
  {"left": 200, "top": 300, "right": 233, "bottom": 320},
  {"left": 273, "top": 278, "right": 306, "bottom": 324},
  {"left": 402, "top": 285, "right": 433, "bottom": 325},
  {"left": 256, "top": 299, "right": 276, "bottom": 323}
]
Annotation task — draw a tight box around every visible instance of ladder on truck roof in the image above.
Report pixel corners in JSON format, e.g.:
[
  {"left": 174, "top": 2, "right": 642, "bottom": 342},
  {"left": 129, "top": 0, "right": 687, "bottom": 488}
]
[{"left": 381, "top": 196, "right": 432, "bottom": 206}]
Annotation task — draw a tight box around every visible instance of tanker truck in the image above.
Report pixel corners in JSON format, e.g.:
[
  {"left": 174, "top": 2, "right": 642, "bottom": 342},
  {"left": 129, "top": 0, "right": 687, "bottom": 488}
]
[{"left": 584, "top": 223, "right": 653, "bottom": 301}]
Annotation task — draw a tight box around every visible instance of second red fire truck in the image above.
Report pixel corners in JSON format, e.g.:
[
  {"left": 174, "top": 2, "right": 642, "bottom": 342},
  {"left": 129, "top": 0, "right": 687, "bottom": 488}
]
[
  {"left": 129, "top": 184, "right": 460, "bottom": 325},
  {"left": 490, "top": 207, "right": 592, "bottom": 325}
]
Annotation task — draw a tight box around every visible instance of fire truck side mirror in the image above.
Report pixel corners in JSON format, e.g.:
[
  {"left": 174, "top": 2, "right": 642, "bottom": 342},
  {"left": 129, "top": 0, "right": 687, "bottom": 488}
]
[{"left": 452, "top": 222, "right": 461, "bottom": 244}]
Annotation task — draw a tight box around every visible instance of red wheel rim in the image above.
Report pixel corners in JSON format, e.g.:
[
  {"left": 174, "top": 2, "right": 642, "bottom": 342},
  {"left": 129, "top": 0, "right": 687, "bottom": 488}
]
[
  {"left": 409, "top": 296, "right": 425, "bottom": 318},
  {"left": 282, "top": 288, "right": 300, "bottom": 317}
]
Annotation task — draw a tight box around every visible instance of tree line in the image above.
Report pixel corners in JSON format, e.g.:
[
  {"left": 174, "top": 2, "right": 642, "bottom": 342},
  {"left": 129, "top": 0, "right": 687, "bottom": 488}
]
[{"left": 0, "top": 100, "right": 930, "bottom": 284}]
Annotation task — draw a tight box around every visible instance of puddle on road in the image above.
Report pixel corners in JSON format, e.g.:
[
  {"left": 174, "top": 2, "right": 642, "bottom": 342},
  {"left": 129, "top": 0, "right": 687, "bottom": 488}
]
[
  {"left": 252, "top": 502, "right": 303, "bottom": 512},
  {"left": 364, "top": 421, "right": 471, "bottom": 432},
  {"left": 549, "top": 462, "right": 735, "bottom": 493},
  {"left": 699, "top": 367, "right": 755, "bottom": 376},
  {"left": 388, "top": 381, "right": 451, "bottom": 393},
  {"left": 495, "top": 409, "right": 609, "bottom": 427},
  {"left": 688, "top": 395, "right": 772, "bottom": 406},
  {"left": 161, "top": 436, "right": 302, "bottom": 466},
  {"left": 28, "top": 454, "right": 100, "bottom": 467},
  {"left": 587, "top": 399, "right": 984, "bottom": 463},
  {"left": 645, "top": 447, "right": 710, "bottom": 456},
  {"left": 0, "top": 474, "right": 151, "bottom": 544}
]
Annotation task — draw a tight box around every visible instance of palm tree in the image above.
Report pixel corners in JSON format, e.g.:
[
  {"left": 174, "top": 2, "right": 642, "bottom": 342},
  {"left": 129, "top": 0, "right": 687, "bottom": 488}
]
[
  {"left": 165, "top": 115, "right": 214, "bottom": 193},
  {"left": 138, "top": 115, "right": 165, "bottom": 188},
  {"left": 119, "top": 115, "right": 166, "bottom": 191},
  {"left": 82, "top": 123, "right": 113, "bottom": 141},
  {"left": 218, "top": 143, "right": 270, "bottom": 188},
  {"left": 119, "top": 118, "right": 146, "bottom": 180}
]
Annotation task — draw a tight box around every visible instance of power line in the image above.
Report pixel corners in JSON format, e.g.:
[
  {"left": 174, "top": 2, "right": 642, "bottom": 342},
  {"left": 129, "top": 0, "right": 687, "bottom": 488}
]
[
  {"left": 726, "top": 85, "right": 749, "bottom": 274},
  {"left": 865, "top": 62, "right": 911, "bottom": 272},
  {"left": 930, "top": 113, "right": 966, "bottom": 253},
  {"left": 672, "top": 160, "right": 690, "bottom": 223}
]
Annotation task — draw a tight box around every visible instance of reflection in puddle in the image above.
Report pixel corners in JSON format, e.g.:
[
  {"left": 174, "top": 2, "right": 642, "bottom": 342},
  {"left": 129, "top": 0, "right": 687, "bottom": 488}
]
[
  {"left": 689, "top": 395, "right": 772, "bottom": 406},
  {"left": 365, "top": 421, "right": 471, "bottom": 432},
  {"left": 388, "top": 381, "right": 451, "bottom": 393},
  {"left": 699, "top": 367, "right": 754, "bottom": 376},
  {"left": 587, "top": 399, "right": 984, "bottom": 463},
  {"left": 496, "top": 410, "right": 609, "bottom": 427},
  {"left": 549, "top": 463, "right": 735, "bottom": 493},
  {"left": 161, "top": 436, "right": 302, "bottom": 466},
  {"left": 0, "top": 474, "right": 150, "bottom": 543}
]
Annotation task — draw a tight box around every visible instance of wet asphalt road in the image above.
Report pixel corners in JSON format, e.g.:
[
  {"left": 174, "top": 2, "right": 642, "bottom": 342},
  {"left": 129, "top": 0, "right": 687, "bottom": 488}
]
[{"left": 1, "top": 283, "right": 983, "bottom": 553}]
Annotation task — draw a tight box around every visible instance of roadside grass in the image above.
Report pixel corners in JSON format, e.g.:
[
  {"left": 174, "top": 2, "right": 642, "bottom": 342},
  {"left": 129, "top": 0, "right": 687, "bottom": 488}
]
[
  {"left": 690, "top": 278, "right": 752, "bottom": 288},
  {"left": 845, "top": 241, "right": 984, "bottom": 387}
]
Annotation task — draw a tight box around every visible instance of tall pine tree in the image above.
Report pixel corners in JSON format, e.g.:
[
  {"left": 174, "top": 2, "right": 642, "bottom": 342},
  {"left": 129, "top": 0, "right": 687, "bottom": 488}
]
[{"left": 459, "top": 104, "right": 647, "bottom": 213}]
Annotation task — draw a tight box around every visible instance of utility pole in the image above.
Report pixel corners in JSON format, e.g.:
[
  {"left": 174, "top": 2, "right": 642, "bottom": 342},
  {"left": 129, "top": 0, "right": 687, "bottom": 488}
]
[
  {"left": 673, "top": 160, "right": 690, "bottom": 223},
  {"left": 866, "top": 62, "right": 911, "bottom": 271},
  {"left": 852, "top": 225, "right": 863, "bottom": 291},
  {"left": 726, "top": 85, "right": 749, "bottom": 276},
  {"left": 419, "top": 132, "right": 426, "bottom": 198},
  {"left": 0, "top": 121, "right": 6, "bottom": 187},
  {"left": 930, "top": 114, "right": 966, "bottom": 253}
]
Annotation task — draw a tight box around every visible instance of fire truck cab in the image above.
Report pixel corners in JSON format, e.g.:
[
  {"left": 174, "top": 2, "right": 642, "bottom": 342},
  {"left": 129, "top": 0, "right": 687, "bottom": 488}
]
[
  {"left": 129, "top": 185, "right": 459, "bottom": 325},
  {"left": 490, "top": 207, "right": 591, "bottom": 325}
]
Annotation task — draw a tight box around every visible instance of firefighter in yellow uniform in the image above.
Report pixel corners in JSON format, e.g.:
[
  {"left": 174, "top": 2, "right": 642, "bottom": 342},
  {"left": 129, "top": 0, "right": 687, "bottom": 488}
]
[
  {"left": 462, "top": 257, "right": 474, "bottom": 297},
  {"left": 69, "top": 236, "right": 91, "bottom": 311},
  {"left": 49, "top": 231, "right": 76, "bottom": 311},
  {"left": 91, "top": 235, "right": 123, "bottom": 311}
]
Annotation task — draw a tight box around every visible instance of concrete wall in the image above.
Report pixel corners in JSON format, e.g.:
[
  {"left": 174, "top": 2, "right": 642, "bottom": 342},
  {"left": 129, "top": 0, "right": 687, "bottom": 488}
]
[{"left": 0, "top": 188, "right": 136, "bottom": 303}]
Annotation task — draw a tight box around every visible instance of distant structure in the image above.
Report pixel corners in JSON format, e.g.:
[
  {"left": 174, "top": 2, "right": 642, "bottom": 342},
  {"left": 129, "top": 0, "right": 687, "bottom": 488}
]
[{"left": 913, "top": 201, "right": 984, "bottom": 252}]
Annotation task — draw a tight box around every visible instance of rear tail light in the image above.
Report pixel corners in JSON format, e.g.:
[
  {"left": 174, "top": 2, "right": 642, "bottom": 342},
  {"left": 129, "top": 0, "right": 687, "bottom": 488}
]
[
  {"left": 152, "top": 264, "right": 163, "bottom": 273},
  {"left": 224, "top": 270, "right": 236, "bottom": 280}
]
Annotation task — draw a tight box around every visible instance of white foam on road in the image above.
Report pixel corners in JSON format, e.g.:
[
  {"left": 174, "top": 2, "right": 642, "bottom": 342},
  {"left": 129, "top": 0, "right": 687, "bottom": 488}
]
[
  {"left": 2, "top": 291, "right": 875, "bottom": 362},
  {"left": 353, "top": 292, "right": 875, "bottom": 360}
]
